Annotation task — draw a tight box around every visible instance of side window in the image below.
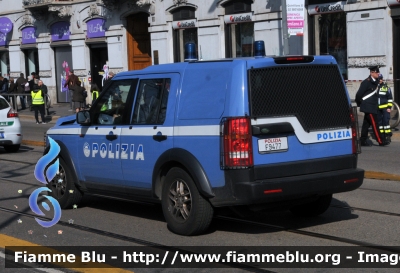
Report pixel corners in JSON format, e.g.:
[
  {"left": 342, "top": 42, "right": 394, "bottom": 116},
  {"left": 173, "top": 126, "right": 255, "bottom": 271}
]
[
  {"left": 132, "top": 78, "right": 170, "bottom": 124},
  {"left": 92, "top": 79, "right": 134, "bottom": 125}
]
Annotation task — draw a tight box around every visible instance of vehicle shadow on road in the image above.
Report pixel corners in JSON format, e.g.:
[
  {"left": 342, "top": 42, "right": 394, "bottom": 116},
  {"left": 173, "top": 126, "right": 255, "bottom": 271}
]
[
  {"left": 79, "top": 194, "right": 165, "bottom": 223},
  {"left": 0, "top": 145, "right": 35, "bottom": 154},
  {"left": 210, "top": 198, "right": 357, "bottom": 235},
  {"left": 74, "top": 194, "right": 358, "bottom": 236}
]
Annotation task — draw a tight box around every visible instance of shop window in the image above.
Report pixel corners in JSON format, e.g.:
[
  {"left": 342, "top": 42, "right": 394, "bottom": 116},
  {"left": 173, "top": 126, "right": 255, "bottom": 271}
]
[
  {"left": 171, "top": 7, "right": 198, "bottom": 62},
  {"left": 0, "top": 52, "right": 9, "bottom": 77},
  {"left": 224, "top": 0, "right": 254, "bottom": 58},
  {"left": 173, "top": 28, "right": 198, "bottom": 62},
  {"left": 318, "top": 13, "right": 347, "bottom": 79},
  {"left": 24, "top": 49, "right": 39, "bottom": 76},
  {"left": 223, "top": 0, "right": 252, "bottom": 14},
  {"left": 226, "top": 23, "right": 254, "bottom": 58},
  {"left": 173, "top": 7, "right": 195, "bottom": 21}
]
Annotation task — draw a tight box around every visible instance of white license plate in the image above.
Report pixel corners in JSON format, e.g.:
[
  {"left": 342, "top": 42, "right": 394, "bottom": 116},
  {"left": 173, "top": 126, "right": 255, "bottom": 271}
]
[{"left": 258, "top": 137, "right": 288, "bottom": 153}]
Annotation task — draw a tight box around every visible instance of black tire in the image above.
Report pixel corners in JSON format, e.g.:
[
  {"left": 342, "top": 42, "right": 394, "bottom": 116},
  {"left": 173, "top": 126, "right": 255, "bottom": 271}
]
[
  {"left": 161, "top": 167, "right": 214, "bottom": 236},
  {"left": 290, "top": 194, "right": 332, "bottom": 217},
  {"left": 47, "top": 157, "right": 83, "bottom": 209},
  {"left": 4, "top": 144, "right": 20, "bottom": 153}
]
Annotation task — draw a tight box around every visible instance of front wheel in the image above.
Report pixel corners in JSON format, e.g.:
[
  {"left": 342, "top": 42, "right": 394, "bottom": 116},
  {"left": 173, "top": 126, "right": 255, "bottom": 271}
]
[
  {"left": 47, "top": 157, "right": 83, "bottom": 209},
  {"left": 161, "top": 167, "right": 214, "bottom": 236},
  {"left": 290, "top": 194, "right": 332, "bottom": 217}
]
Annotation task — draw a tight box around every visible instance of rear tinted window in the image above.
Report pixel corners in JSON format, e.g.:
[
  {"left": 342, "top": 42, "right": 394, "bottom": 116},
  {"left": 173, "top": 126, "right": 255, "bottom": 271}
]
[{"left": 0, "top": 98, "right": 9, "bottom": 110}]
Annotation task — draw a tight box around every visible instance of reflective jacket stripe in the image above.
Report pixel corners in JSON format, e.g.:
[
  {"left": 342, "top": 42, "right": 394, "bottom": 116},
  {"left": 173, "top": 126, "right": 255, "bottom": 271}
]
[{"left": 362, "top": 91, "right": 376, "bottom": 101}]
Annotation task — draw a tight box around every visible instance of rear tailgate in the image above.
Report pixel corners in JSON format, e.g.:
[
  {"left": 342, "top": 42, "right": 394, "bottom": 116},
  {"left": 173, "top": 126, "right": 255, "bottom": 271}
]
[{"left": 248, "top": 63, "right": 354, "bottom": 176}]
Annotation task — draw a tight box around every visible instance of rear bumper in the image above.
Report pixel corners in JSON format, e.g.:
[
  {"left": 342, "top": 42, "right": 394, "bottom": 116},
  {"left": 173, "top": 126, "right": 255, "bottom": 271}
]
[
  {"left": 0, "top": 119, "right": 22, "bottom": 146},
  {"left": 210, "top": 168, "right": 364, "bottom": 207},
  {"left": 0, "top": 133, "right": 22, "bottom": 145}
]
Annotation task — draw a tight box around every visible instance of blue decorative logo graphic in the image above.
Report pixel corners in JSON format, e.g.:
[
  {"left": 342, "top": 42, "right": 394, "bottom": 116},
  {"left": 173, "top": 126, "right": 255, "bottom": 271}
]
[{"left": 29, "top": 137, "right": 62, "bottom": 228}]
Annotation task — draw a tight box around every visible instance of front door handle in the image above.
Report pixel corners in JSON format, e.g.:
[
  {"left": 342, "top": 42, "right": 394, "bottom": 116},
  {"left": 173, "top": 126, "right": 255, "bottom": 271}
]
[{"left": 153, "top": 131, "right": 167, "bottom": 142}]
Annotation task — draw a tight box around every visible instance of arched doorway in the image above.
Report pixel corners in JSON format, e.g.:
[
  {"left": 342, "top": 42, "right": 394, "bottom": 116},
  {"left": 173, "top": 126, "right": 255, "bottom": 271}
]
[{"left": 127, "top": 13, "right": 152, "bottom": 70}]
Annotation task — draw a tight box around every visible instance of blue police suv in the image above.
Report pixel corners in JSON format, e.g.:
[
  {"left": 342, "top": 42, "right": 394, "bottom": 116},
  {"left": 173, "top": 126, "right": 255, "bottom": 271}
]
[{"left": 45, "top": 50, "right": 364, "bottom": 235}]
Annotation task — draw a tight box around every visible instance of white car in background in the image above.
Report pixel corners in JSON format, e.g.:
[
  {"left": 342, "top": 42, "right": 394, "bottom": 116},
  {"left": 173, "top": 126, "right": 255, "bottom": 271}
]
[{"left": 0, "top": 95, "right": 22, "bottom": 152}]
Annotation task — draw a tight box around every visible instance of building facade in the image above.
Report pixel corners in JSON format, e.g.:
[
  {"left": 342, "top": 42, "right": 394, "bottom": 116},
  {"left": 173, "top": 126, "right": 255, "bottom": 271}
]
[{"left": 0, "top": 0, "right": 399, "bottom": 104}]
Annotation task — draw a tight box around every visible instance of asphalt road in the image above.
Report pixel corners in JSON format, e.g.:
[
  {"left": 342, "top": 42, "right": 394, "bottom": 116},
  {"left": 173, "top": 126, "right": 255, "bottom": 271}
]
[
  {"left": 1, "top": 144, "right": 400, "bottom": 272},
  {"left": 1, "top": 115, "right": 399, "bottom": 272}
]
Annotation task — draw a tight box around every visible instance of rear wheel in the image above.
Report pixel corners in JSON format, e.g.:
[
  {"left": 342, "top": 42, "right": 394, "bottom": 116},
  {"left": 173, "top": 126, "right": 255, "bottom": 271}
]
[
  {"left": 47, "top": 157, "right": 83, "bottom": 209},
  {"left": 290, "top": 194, "right": 332, "bottom": 217},
  {"left": 161, "top": 167, "right": 213, "bottom": 236},
  {"left": 4, "top": 144, "right": 20, "bottom": 153}
]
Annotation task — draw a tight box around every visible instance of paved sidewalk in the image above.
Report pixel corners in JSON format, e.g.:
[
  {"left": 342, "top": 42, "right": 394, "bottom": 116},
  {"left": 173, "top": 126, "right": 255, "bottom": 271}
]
[{"left": 17, "top": 103, "right": 74, "bottom": 123}]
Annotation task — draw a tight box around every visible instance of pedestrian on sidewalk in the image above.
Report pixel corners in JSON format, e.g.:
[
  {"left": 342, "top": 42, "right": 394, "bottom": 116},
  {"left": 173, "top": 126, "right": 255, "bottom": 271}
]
[
  {"left": 355, "top": 66, "right": 388, "bottom": 146},
  {"left": 0, "top": 76, "right": 9, "bottom": 102},
  {"left": 8, "top": 77, "right": 17, "bottom": 109},
  {"left": 38, "top": 80, "right": 49, "bottom": 115},
  {"left": 72, "top": 80, "right": 86, "bottom": 111},
  {"left": 27, "top": 72, "right": 37, "bottom": 110},
  {"left": 377, "top": 74, "right": 393, "bottom": 143},
  {"left": 15, "top": 73, "right": 27, "bottom": 110},
  {"left": 31, "top": 84, "right": 46, "bottom": 124},
  {"left": 104, "top": 71, "right": 114, "bottom": 88},
  {"left": 64, "top": 70, "right": 79, "bottom": 110}
]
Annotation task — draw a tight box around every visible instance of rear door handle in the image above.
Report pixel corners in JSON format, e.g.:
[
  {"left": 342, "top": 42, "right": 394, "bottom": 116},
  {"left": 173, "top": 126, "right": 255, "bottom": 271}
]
[
  {"left": 153, "top": 131, "right": 167, "bottom": 142},
  {"left": 106, "top": 131, "right": 118, "bottom": 141}
]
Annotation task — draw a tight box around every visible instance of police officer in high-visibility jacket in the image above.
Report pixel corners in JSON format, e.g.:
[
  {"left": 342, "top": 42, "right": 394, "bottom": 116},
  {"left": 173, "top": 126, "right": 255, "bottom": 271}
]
[
  {"left": 91, "top": 83, "right": 100, "bottom": 102},
  {"left": 31, "top": 84, "right": 46, "bottom": 124},
  {"left": 377, "top": 74, "right": 393, "bottom": 143},
  {"left": 356, "top": 66, "right": 388, "bottom": 146}
]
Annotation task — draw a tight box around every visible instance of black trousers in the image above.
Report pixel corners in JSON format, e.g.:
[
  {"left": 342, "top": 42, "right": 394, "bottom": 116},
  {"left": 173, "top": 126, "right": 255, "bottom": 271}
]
[
  {"left": 32, "top": 104, "right": 45, "bottom": 123},
  {"left": 360, "top": 113, "right": 385, "bottom": 144},
  {"left": 19, "top": 95, "right": 26, "bottom": 109}
]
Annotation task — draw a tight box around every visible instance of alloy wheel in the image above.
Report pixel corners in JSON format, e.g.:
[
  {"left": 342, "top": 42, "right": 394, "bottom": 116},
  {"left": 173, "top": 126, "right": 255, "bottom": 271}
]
[
  {"left": 49, "top": 164, "right": 67, "bottom": 199},
  {"left": 168, "top": 179, "right": 192, "bottom": 222}
]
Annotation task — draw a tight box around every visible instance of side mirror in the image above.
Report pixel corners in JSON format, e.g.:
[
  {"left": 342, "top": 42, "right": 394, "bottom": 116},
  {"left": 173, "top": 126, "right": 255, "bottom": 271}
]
[{"left": 76, "top": 110, "right": 91, "bottom": 125}]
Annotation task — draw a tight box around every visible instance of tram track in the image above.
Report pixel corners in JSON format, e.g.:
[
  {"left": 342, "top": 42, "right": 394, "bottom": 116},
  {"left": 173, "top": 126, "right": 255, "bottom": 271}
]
[
  {"left": 2, "top": 169, "right": 400, "bottom": 267},
  {"left": 1, "top": 198, "right": 400, "bottom": 260},
  {"left": 0, "top": 208, "right": 274, "bottom": 273},
  {"left": 213, "top": 215, "right": 400, "bottom": 253}
]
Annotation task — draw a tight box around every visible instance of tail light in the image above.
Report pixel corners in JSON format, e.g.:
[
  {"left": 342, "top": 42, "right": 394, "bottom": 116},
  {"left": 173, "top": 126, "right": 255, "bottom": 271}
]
[
  {"left": 350, "top": 106, "right": 360, "bottom": 154},
  {"left": 7, "top": 108, "right": 18, "bottom": 118},
  {"left": 221, "top": 117, "right": 253, "bottom": 169}
]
